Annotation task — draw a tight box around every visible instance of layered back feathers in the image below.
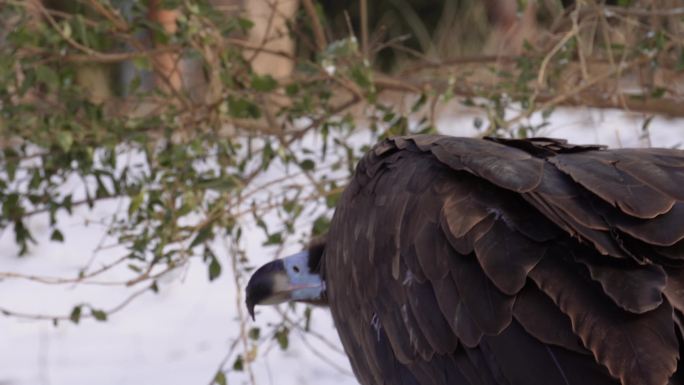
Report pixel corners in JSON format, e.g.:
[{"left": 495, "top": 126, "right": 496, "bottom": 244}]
[{"left": 324, "top": 135, "right": 684, "bottom": 385}]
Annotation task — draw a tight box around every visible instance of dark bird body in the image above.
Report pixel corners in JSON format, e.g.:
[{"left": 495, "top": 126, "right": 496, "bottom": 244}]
[{"left": 247, "top": 135, "right": 684, "bottom": 385}]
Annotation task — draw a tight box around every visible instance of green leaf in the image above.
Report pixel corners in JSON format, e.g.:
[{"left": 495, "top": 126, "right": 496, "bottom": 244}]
[
  {"left": 50, "top": 229, "right": 64, "bottom": 242},
  {"left": 232, "top": 355, "right": 244, "bottom": 371},
  {"left": 228, "top": 97, "right": 261, "bottom": 119},
  {"left": 651, "top": 87, "right": 666, "bottom": 99},
  {"left": 196, "top": 177, "right": 238, "bottom": 191},
  {"left": 28, "top": 170, "right": 41, "bottom": 190},
  {"left": 186, "top": 2, "right": 200, "bottom": 13},
  {"left": 190, "top": 225, "right": 214, "bottom": 248},
  {"left": 208, "top": 257, "right": 222, "bottom": 281},
  {"left": 349, "top": 65, "right": 372, "bottom": 90},
  {"left": 14, "top": 220, "right": 36, "bottom": 256},
  {"left": 285, "top": 83, "right": 299, "bottom": 96},
  {"left": 282, "top": 200, "right": 297, "bottom": 213},
  {"left": 237, "top": 17, "right": 254, "bottom": 31},
  {"left": 642, "top": 115, "right": 655, "bottom": 133},
  {"left": 62, "top": 195, "right": 73, "bottom": 214},
  {"left": 35, "top": 65, "right": 59, "bottom": 92},
  {"left": 129, "top": 75, "right": 142, "bottom": 93},
  {"left": 263, "top": 232, "right": 282, "bottom": 246},
  {"left": 248, "top": 327, "right": 260, "bottom": 340},
  {"left": 132, "top": 56, "right": 151, "bottom": 70},
  {"left": 299, "top": 159, "right": 315, "bottom": 171},
  {"left": 275, "top": 327, "right": 289, "bottom": 350},
  {"left": 251, "top": 74, "right": 277, "bottom": 92},
  {"left": 213, "top": 371, "right": 227, "bottom": 385},
  {"left": 312, "top": 215, "right": 330, "bottom": 236},
  {"left": 473, "top": 117, "right": 483, "bottom": 129},
  {"left": 411, "top": 94, "right": 427, "bottom": 113},
  {"left": 69, "top": 305, "right": 82, "bottom": 324},
  {"left": 61, "top": 21, "right": 72, "bottom": 39},
  {"left": 91, "top": 308, "right": 108, "bottom": 321},
  {"left": 323, "top": 37, "right": 358, "bottom": 57},
  {"left": 304, "top": 307, "right": 312, "bottom": 332},
  {"left": 4, "top": 149, "right": 18, "bottom": 181},
  {"left": 128, "top": 190, "right": 145, "bottom": 216},
  {"left": 325, "top": 191, "right": 340, "bottom": 209},
  {"left": 57, "top": 131, "right": 73, "bottom": 152}
]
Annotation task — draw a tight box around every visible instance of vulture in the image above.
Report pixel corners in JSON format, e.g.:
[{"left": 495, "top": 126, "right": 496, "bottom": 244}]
[{"left": 246, "top": 135, "right": 684, "bottom": 385}]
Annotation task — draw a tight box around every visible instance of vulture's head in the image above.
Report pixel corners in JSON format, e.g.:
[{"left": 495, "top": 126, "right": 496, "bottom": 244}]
[{"left": 245, "top": 238, "right": 327, "bottom": 319}]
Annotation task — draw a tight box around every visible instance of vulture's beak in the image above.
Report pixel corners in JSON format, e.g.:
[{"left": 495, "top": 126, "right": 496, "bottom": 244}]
[{"left": 245, "top": 251, "right": 325, "bottom": 320}]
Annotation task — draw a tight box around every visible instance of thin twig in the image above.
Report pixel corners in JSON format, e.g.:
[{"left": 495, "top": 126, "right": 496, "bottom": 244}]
[
  {"left": 0, "top": 284, "right": 152, "bottom": 321},
  {"left": 301, "top": 0, "right": 327, "bottom": 51},
  {"left": 226, "top": 237, "right": 256, "bottom": 385},
  {"left": 0, "top": 255, "right": 128, "bottom": 286},
  {"left": 360, "top": 0, "right": 369, "bottom": 61},
  {"left": 604, "top": 5, "right": 684, "bottom": 17}
]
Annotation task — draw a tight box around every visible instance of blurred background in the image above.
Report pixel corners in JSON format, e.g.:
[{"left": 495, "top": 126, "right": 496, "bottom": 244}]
[{"left": 0, "top": 0, "right": 683, "bottom": 384}]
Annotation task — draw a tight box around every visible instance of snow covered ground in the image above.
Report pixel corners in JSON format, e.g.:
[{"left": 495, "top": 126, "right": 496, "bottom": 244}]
[{"left": 1, "top": 107, "right": 683, "bottom": 385}]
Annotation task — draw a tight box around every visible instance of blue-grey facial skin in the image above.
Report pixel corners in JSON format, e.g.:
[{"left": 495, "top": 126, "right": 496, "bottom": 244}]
[{"left": 246, "top": 251, "right": 325, "bottom": 320}]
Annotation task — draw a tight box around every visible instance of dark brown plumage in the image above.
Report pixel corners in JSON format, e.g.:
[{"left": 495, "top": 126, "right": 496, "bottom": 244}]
[{"left": 322, "top": 135, "right": 684, "bottom": 385}]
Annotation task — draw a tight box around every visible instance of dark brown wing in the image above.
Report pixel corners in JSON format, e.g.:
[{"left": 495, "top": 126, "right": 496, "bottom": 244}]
[{"left": 325, "top": 135, "right": 684, "bottom": 385}]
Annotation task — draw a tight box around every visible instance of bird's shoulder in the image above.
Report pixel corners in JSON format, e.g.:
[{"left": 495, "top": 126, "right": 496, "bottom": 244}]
[{"left": 327, "top": 135, "right": 684, "bottom": 385}]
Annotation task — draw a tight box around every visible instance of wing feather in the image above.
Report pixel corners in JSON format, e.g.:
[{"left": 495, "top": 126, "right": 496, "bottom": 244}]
[
  {"left": 448, "top": 250, "right": 515, "bottom": 336},
  {"left": 575, "top": 254, "right": 666, "bottom": 313},
  {"left": 406, "top": 279, "right": 459, "bottom": 354},
  {"left": 550, "top": 153, "right": 675, "bottom": 218},
  {"left": 473, "top": 220, "right": 547, "bottom": 295},
  {"left": 481, "top": 320, "right": 618, "bottom": 385},
  {"left": 529, "top": 253, "right": 678, "bottom": 385},
  {"left": 513, "top": 282, "right": 587, "bottom": 354}
]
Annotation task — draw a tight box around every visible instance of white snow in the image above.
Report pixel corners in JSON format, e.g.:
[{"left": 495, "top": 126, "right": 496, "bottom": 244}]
[{"left": 1, "top": 106, "right": 683, "bottom": 385}]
